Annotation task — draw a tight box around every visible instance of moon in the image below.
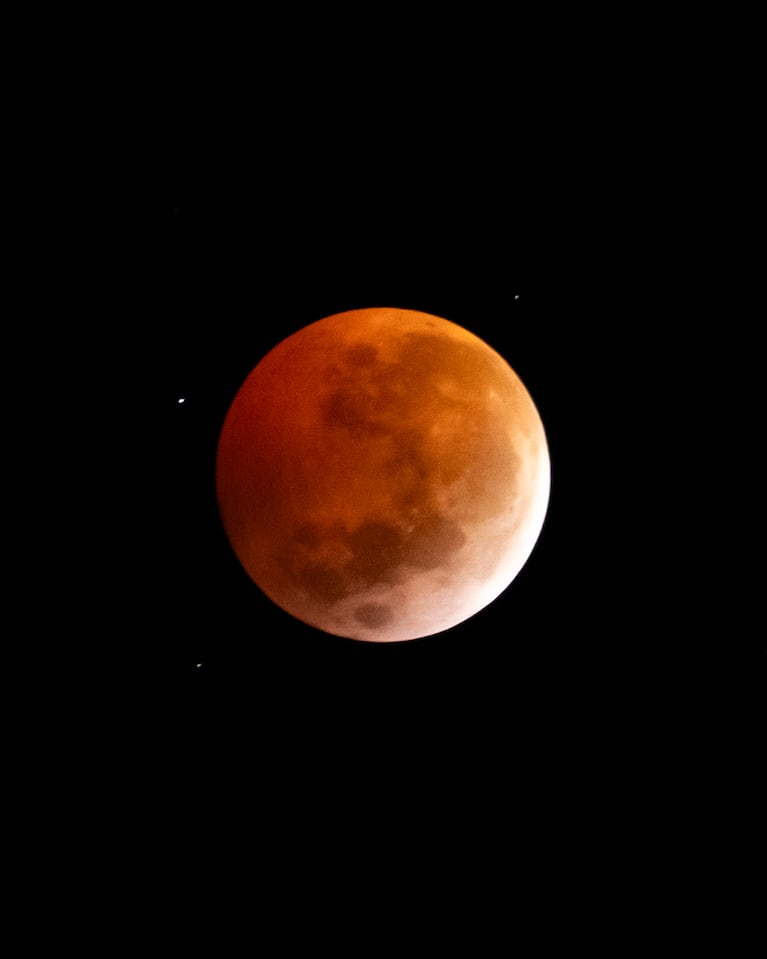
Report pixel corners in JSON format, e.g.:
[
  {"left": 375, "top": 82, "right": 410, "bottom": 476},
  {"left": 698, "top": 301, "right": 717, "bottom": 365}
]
[{"left": 215, "top": 307, "right": 550, "bottom": 642}]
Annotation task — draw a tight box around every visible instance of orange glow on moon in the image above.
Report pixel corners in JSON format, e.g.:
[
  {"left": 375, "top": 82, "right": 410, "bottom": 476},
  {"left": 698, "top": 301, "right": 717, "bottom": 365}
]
[{"left": 215, "top": 307, "right": 550, "bottom": 642}]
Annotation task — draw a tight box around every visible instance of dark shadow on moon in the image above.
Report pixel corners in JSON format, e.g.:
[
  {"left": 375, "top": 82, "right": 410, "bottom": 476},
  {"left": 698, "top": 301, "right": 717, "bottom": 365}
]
[
  {"left": 277, "top": 513, "right": 468, "bottom": 608},
  {"left": 353, "top": 603, "right": 394, "bottom": 628},
  {"left": 344, "top": 343, "right": 379, "bottom": 367},
  {"left": 320, "top": 332, "right": 496, "bottom": 441},
  {"left": 294, "top": 561, "right": 350, "bottom": 604},
  {"left": 346, "top": 522, "right": 403, "bottom": 583}
]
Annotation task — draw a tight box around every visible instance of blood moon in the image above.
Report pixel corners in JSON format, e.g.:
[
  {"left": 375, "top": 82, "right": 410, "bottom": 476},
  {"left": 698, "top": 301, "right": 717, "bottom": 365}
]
[{"left": 215, "top": 307, "right": 550, "bottom": 642}]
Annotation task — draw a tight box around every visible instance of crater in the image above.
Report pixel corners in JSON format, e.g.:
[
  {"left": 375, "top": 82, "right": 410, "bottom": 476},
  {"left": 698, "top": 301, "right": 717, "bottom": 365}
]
[
  {"left": 353, "top": 603, "right": 394, "bottom": 628},
  {"left": 296, "top": 562, "right": 350, "bottom": 603},
  {"left": 344, "top": 343, "right": 379, "bottom": 367},
  {"left": 322, "top": 388, "right": 391, "bottom": 436}
]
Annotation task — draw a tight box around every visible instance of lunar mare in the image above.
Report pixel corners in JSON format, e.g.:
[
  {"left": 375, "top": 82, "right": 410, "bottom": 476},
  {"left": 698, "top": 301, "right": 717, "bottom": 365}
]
[{"left": 215, "top": 307, "right": 550, "bottom": 642}]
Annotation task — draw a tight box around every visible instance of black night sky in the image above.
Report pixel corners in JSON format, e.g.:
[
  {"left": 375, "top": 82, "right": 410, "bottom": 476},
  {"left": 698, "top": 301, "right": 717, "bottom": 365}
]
[{"left": 3, "top": 4, "right": 762, "bottom": 952}]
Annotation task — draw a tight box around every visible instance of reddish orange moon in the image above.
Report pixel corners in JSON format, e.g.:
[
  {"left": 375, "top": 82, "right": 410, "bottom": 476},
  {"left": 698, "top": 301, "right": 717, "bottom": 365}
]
[{"left": 215, "top": 307, "right": 550, "bottom": 642}]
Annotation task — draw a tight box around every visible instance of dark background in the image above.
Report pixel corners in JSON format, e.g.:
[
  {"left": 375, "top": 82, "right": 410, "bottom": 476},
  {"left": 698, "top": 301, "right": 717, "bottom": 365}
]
[{"left": 3, "top": 3, "right": 762, "bottom": 951}]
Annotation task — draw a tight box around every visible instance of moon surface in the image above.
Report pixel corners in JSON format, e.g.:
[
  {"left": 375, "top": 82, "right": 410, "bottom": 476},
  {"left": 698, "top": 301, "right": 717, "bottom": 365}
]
[{"left": 215, "top": 307, "right": 550, "bottom": 642}]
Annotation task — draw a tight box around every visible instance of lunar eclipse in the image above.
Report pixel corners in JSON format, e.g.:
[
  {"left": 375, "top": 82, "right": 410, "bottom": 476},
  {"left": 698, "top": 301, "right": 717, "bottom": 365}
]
[{"left": 215, "top": 307, "right": 550, "bottom": 642}]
